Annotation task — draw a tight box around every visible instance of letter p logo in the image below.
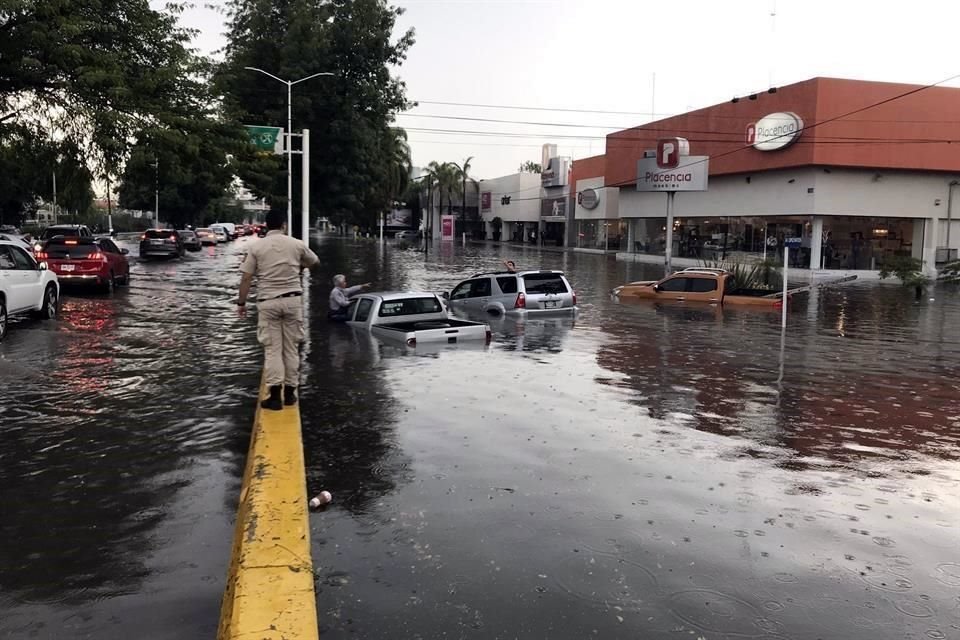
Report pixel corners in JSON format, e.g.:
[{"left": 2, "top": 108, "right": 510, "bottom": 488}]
[{"left": 656, "top": 138, "right": 683, "bottom": 168}]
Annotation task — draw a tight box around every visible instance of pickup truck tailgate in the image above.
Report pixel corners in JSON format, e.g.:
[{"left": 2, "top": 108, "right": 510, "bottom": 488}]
[{"left": 371, "top": 321, "right": 490, "bottom": 345}]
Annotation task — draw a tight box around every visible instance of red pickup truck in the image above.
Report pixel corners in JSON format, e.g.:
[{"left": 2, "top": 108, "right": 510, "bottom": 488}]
[{"left": 613, "top": 268, "right": 789, "bottom": 309}]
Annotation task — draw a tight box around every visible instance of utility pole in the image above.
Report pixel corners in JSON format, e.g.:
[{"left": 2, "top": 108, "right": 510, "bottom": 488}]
[
  {"left": 52, "top": 170, "right": 57, "bottom": 224},
  {"left": 152, "top": 159, "right": 159, "bottom": 227},
  {"left": 244, "top": 68, "right": 335, "bottom": 236}
]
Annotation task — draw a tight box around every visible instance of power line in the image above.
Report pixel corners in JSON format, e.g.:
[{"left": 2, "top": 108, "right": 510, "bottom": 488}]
[{"left": 413, "top": 99, "right": 672, "bottom": 117}]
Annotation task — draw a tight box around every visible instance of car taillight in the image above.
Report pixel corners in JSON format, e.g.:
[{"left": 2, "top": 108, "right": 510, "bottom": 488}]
[
  {"left": 168, "top": 235, "right": 176, "bottom": 241},
  {"left": 406, "top": 337, "right": 416, "bottom": 347},
  {"left": 140, "top": 234, "right": 146, "bottom": 240},
  {"left": 36, "top": 251, "right": 48, "bottom": 260},
  {"left": 86, "top": 251, "right": 107, "bottom": 262},
  {"left": 515, "top": 292, "right": 526, "bottom": 309},
  {"left": 572, "top": 291, "right": 577, "bottom": 306},
  {"left": 485, "top": 329, "right": 492, "bottom": 344},
  {"left": 65, "top": 239, "right": 77, "bottom": 245}
]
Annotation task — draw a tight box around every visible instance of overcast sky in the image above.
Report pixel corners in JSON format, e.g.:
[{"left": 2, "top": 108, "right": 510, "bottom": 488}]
[{"left": 177, "top": 0, "right": 960, "bottom": 180}]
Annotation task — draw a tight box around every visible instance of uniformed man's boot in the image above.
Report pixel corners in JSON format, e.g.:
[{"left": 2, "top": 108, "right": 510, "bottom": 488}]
[
  {"left": 261, "top": 385, "right": 283, "bottom": 411},
  {"left": 284, "top": 386, "right": 298, "bottom": 406}
]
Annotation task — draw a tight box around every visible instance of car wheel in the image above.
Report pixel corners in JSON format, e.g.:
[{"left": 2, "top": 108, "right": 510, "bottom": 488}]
[
  {"left": 0, "top": 298, "right": 7, "bottom": 341},
  {"left": 40, "top": 285, "right": 57, "bottom": 320}
]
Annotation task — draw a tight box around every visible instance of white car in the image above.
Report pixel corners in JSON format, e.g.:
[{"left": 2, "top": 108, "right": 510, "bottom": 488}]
[
  {"left": 209, "top": 225, "right": 229, "bottom": 243},
  {"left": 0, "top": 239, "right": 60, "bottom": 341},
  {"left": 345, "top": 291, "right": 490, "bottom": 347}
]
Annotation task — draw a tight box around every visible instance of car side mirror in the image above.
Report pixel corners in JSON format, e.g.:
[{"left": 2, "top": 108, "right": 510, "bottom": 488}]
[
  {"left": 441, "top": 291, "right": 449, "bottom": 300},
  {"left": 121, "top": 248, "right": 130, "bottom": 255},
  {"left": 652, "top": 284, "right": 659, "bottom": 292},
  {"left": 38, "top": 261, "right": 47, "bottom": 271}
]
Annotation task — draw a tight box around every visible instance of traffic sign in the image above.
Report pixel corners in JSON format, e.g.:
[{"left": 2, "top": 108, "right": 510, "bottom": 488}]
[{"left": 245, "top": 125, "right": 284, "bottom": 155}]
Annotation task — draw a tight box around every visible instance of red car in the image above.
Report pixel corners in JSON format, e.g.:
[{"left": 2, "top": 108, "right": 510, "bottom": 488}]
[{"left": 38, "top": 236, "right": 131, "bottom": 293}]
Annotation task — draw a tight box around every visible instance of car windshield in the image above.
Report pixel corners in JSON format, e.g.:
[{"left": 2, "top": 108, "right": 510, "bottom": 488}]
[
  {"left": 522, "top": 273, "right": 569, "bottom": 294},
  {"left": 378, "top": 297, "right": 443, "bottom": 317}
]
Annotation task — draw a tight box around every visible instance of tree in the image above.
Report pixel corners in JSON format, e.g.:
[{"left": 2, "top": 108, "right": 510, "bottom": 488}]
[
  {"left": 519, "top": 161, "right": 541, "bottom": 174},
  {"left": 217, "top": 0, "right": 416, "bottom": 232},
  {"left": 1, "top": 1, "right": 214, "bottom": 173},
  {"left": 117, "top": 118, "right": 252, "bottom": 228},
  {"left": 879, "top": 255, "right": 929, "bottom": 299}
]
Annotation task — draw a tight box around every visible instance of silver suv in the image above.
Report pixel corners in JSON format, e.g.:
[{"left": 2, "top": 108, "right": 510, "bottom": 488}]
[{"left": 446, "top": 270, "right": 576, "bottom": 315}]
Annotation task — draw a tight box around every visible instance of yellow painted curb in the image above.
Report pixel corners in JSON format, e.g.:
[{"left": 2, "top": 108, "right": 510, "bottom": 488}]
[{"left": 218, "top": 380, "right": 318, "bottom": 640}]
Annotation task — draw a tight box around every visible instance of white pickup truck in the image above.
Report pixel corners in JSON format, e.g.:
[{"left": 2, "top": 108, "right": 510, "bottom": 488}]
[{"left": 345, "top": 291, "right": 491, "bottom": 347}]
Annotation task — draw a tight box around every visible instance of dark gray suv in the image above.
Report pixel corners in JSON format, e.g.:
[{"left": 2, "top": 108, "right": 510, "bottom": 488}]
[{"left": 447, "top": 270, "right": 577, "bottom": 316}]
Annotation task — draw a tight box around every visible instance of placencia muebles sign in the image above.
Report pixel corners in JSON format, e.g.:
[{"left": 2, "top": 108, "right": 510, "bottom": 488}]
[{"left": 746, "top": 112, "right": 804, "bottom": 151}]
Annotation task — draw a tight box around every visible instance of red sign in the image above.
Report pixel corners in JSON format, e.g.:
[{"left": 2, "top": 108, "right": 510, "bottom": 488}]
[
  {"left": 481, "top": 191, "right": 492, "bottom": 211},
  {"left": 440, "top": 215, "right": 454, "bottom": 240},
  {"left": 656, "top": 139, "right": 681, "bottom": 168}
]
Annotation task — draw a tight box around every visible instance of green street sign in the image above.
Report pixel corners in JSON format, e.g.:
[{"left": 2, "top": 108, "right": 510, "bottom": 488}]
[{"left": 245, "top": 125, "right": 284, "bottom": 155}]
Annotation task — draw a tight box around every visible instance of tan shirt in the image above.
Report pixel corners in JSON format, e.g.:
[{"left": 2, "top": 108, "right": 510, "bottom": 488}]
[{"left": 239, "top": 230, "right": 320, "bottom": 300}]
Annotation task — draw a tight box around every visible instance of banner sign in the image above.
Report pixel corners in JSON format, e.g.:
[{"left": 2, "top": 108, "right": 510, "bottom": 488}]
[
  {"left": 636, "top": 155, "right": 709, "bottom": 192},
  {"left": 245, "top": 125, "right": 284, "bottom": 155}
]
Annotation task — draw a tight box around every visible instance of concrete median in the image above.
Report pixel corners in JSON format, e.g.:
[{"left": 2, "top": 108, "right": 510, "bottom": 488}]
[{"left": 217, "top": 377, "right": 318, "bottom": 640}]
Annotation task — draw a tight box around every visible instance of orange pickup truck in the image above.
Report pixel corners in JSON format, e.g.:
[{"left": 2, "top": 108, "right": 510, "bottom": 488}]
[{"left": 613, "top": 268, "right": 789, "bottom": 309}]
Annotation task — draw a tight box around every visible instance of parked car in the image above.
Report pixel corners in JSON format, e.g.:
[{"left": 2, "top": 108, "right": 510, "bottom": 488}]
[
  {"left": 39, "top": 236, "right": 130, "bottom": 292},
  {"left": 196, "top": 228, "right": 218, "bottom": 246},
  {"left": 139, "top": 229, "right": 184, "bottom": 260},
  {"left": 209, "top": 225, "right": 229, "bottom": 243},
  {"left": 612, "top": 267, "right": 791, "bottom": 309},
  {"left": 345, "top": 291, "right": 491, "bottom": 347},
  {"left": 179, "top": 229, "right": 202, "bottom": 251},
  {"left": 216, "top": 222, "right": 238, "bottom": 240},
  {"left": 395, "top": 230, "right": 420, "bottom": 240},
  {"left": 0, "top": 239, "right": 59, "bottom": 341},
  {"left": 34, "top": 224, "right": 93, "bottom": 253},
  {"left": 446, "top": 270, "right": 577, "bottom": 316},
  {"left": 243, "top": 225, "right": 255, "bottom": 236}
]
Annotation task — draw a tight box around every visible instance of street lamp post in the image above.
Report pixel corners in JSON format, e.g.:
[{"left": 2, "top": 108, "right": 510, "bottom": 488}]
[
  {"left": 243, "top": 67, "right": 334, "bottom": 236},
  {"left": 150, "top": 159, "right": 159, "bottom": 227}
]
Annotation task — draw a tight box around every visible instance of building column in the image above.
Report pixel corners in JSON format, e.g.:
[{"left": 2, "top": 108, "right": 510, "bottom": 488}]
[
  {"left": 627, "top": 218, "right": 635, "bottom": 253},
  {"left": 810, "top": 216, "right": 824, "bottom": 270},
  {"left": 923, "top": 211, "right": 940, "bottom": 274}
]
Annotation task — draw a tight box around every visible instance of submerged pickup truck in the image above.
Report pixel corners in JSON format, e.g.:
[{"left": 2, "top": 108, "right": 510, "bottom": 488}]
[
  {"left": 613, "top": 268, "right": 790, "bottom": 309},
  {"left": 346, "top": 291, "right": 491, "bottom": 347}
]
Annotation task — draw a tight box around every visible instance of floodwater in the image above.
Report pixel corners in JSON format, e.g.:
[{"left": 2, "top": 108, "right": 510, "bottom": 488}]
[{"left": 2, "top": 237, "right": 959, "bottom": 639}]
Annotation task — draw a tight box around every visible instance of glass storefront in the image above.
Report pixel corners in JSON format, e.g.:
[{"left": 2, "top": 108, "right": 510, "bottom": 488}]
[
  {"left": 625, "top": 216, "right": 917, "bottom": 269},
  {"left": 577, "top": 219, "right": 626, "bottom": 250}
]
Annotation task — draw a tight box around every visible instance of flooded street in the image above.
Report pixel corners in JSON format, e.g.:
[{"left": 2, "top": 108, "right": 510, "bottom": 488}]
[{"left": 2, "top": 236, "right": 959, "bottom": 638}]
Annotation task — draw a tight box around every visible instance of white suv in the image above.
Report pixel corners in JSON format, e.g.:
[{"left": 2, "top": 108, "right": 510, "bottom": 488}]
[
  {"left": 447, "top": 270, "right": 577, "bottom": 315},
  {"left": 0, "top": 239, "right": 60, "bottom": 341}
]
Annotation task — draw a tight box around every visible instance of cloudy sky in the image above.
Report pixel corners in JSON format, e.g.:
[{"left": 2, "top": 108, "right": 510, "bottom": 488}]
[{"left": 176, "top": 0, "right": 960, "bottom": 180}]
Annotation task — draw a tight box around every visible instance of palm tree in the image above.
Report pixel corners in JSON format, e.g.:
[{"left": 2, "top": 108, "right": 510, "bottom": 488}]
[
  {"left": 385, "top": 128, "right": 411, "bottom": 203},
  {"left": 449, "top": 156, "right": 476, "bottom": 221}
]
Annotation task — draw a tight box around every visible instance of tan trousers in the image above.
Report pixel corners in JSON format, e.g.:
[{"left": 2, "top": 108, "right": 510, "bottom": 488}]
[{"left": 257, "top": 295, "right": 305, "bottom": 387}]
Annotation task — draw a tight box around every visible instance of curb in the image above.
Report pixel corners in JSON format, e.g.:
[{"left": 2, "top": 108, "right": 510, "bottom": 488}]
[{"left": 217, "top": 378, "right": 318, "bottom": 640}]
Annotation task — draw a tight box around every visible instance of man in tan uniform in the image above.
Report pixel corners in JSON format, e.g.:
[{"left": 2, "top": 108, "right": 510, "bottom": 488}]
[{"left": 237, "top": 210, "right": 320, "bottom": 410}]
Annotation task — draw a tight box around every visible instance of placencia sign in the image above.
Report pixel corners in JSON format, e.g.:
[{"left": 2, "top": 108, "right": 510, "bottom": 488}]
[
  {"left": 746, "top": 112, "right": 804, "bottom": 151},
  {"left": 636, "top": 155, "right": 709, "bottom": 192}
]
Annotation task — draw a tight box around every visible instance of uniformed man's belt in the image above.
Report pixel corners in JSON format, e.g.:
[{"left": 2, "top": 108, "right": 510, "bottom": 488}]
[{"left": 270, "top": 292, "right": 302, "bottom": 300}]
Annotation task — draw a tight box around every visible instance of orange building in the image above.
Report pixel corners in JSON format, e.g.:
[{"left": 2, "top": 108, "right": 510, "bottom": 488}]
[{"left": 572, "top": 77, "right": 960, "bottom": 273}]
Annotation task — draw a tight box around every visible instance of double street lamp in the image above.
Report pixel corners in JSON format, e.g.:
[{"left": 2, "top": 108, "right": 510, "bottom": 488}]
[{"left": 244, "top": 67, "right": 334, "bottom": 235}]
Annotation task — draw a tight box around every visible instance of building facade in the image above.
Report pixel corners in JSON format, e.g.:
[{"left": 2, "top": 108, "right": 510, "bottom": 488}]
[{"left": 572, "top": 77, "right": 960, "bottom": 272}]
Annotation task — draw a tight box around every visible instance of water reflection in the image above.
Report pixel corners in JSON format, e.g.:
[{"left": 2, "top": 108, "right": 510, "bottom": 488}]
[
  {"left": 302, "top": 240, "right": 960, "bottom": 640},
  {"left": 0, "top": 241, "right": 258, "bottom": 636}
]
